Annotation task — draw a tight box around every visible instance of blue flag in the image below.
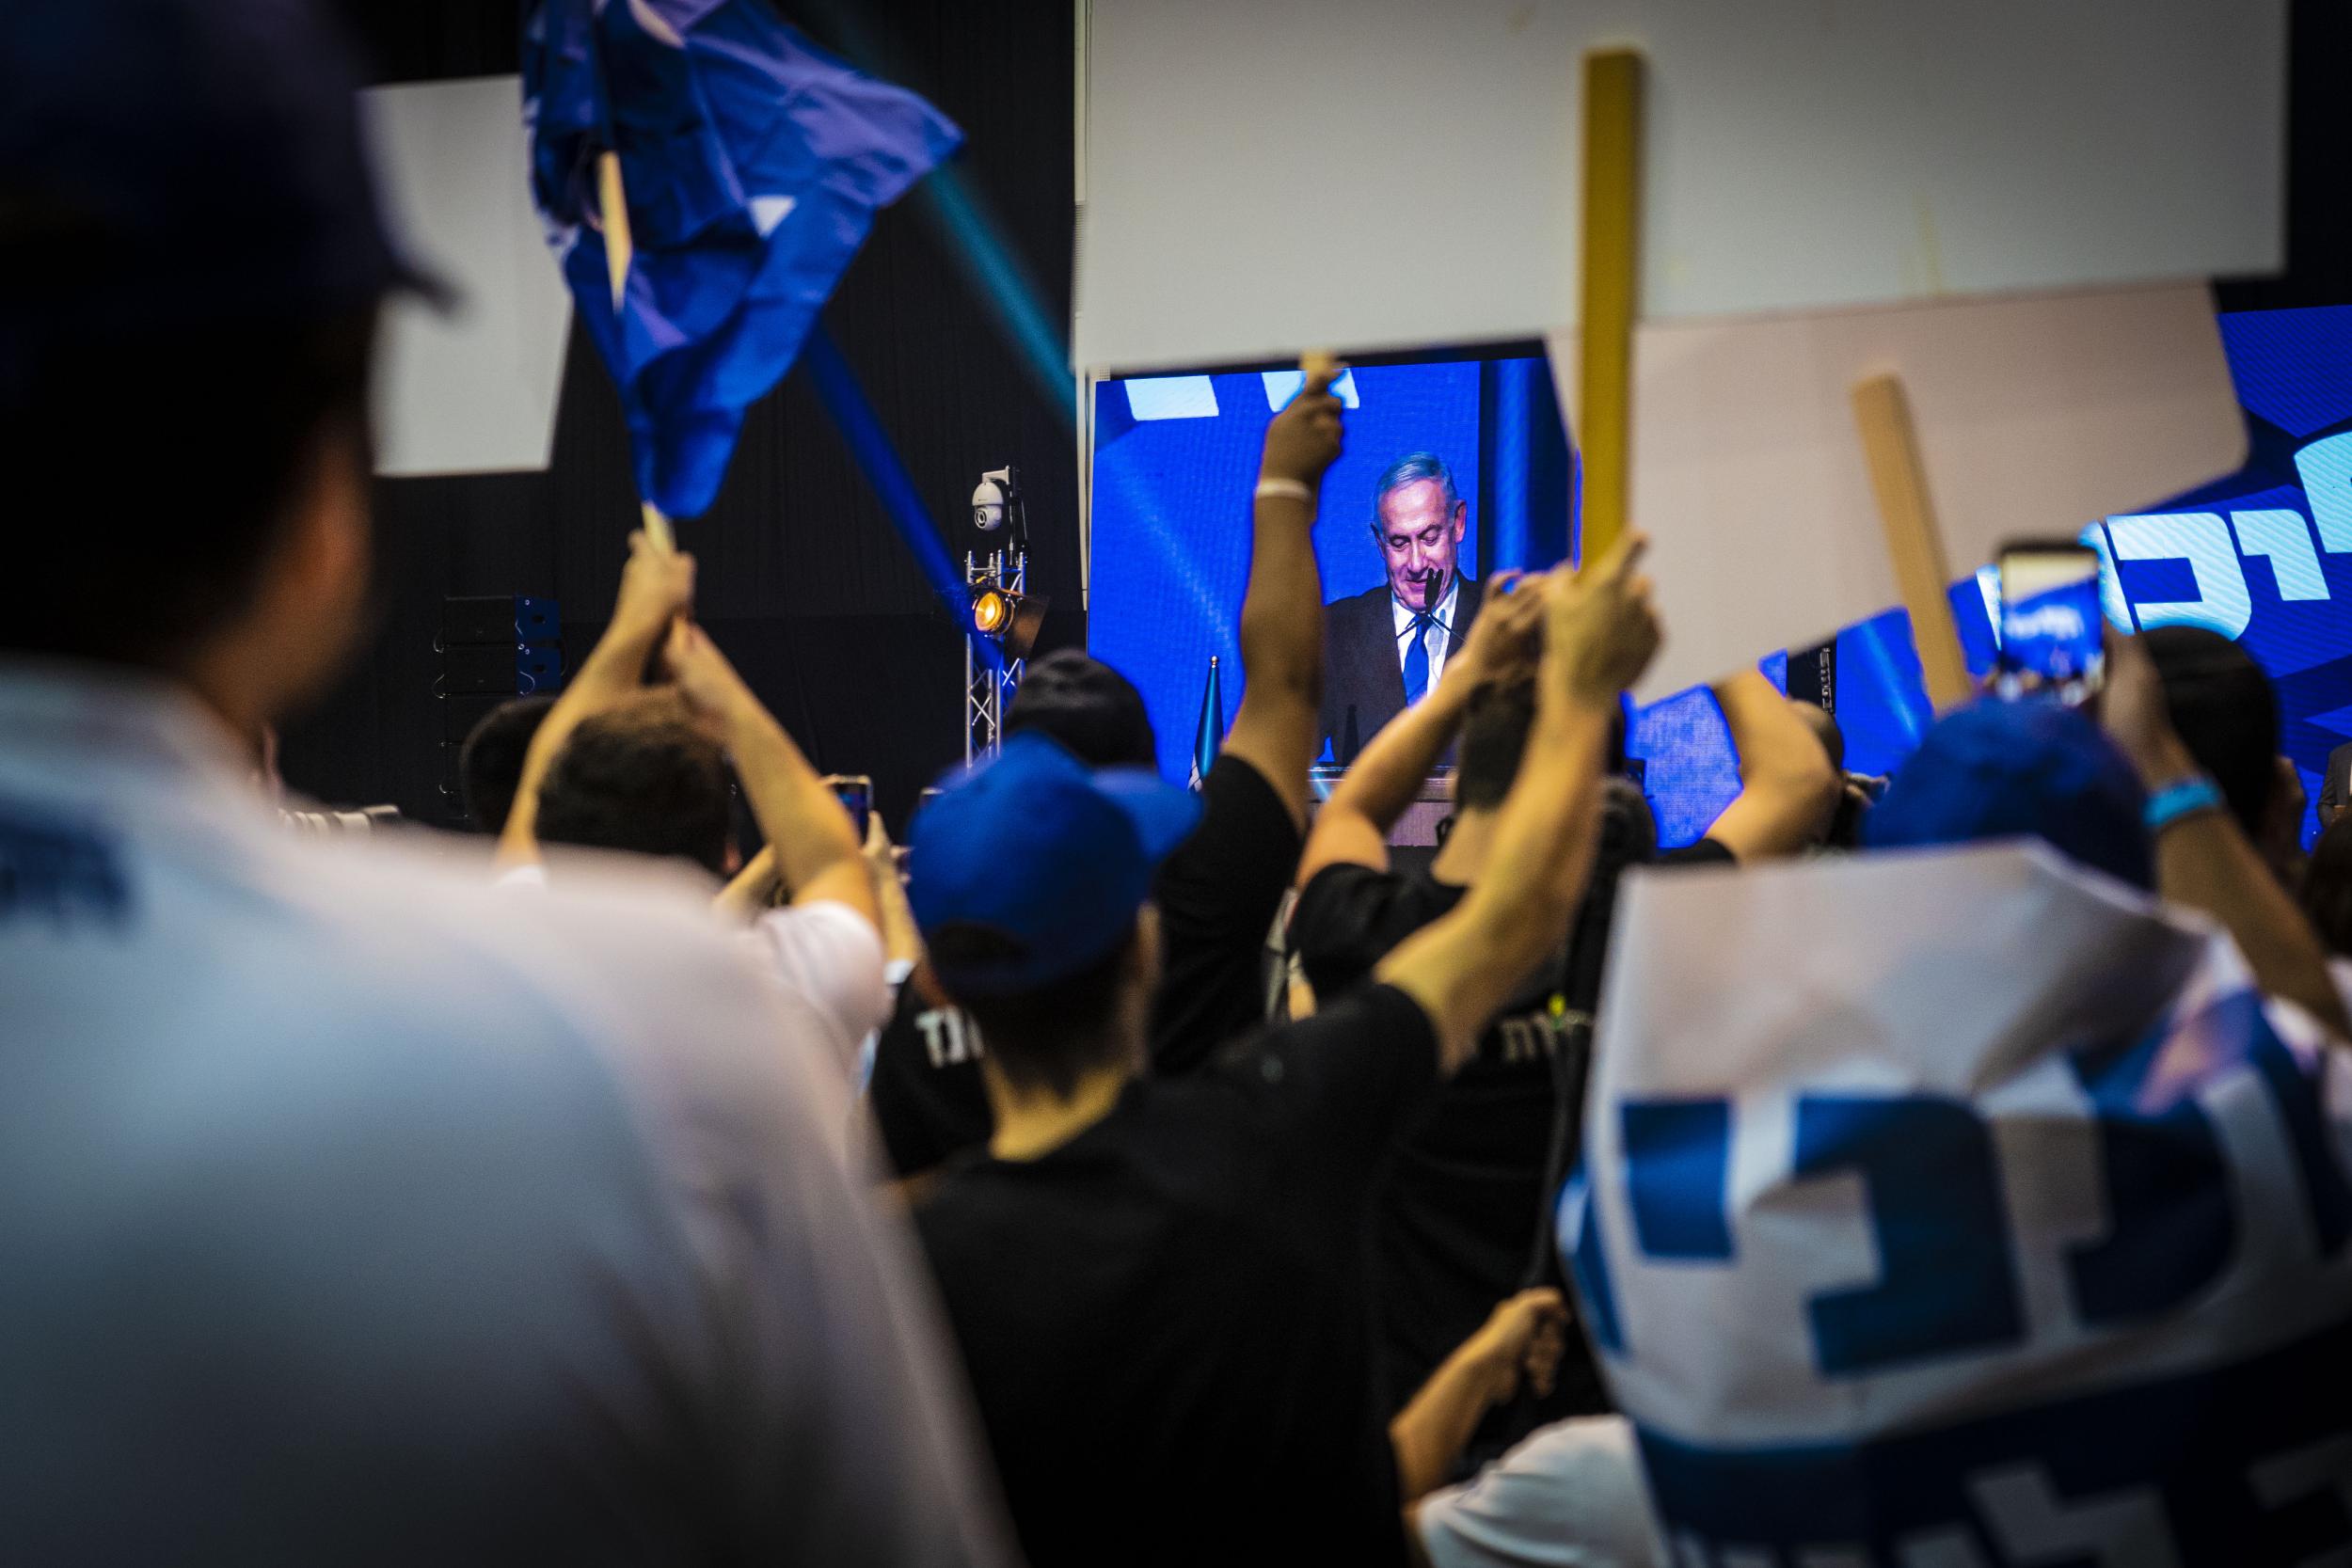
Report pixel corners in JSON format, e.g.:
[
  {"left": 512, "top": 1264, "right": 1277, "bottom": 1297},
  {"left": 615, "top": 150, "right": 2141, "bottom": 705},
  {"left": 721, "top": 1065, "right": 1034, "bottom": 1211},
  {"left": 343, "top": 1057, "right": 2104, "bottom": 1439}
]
[
  {"left": 522, "top": 0, "right": 961, "bottom": 518},
  {"left": 1189, "top": 655, "right": 1224, "bottom": 791}
]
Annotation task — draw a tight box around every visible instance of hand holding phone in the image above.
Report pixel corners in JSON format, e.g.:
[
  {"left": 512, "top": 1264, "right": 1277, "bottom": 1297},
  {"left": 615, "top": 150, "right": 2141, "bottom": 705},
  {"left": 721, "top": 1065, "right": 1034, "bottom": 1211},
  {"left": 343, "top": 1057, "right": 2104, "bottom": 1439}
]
[
  {"left": 825, "top": 774, "right": 872, "bottom": 841},
  {"left": 1994, "top": 541, "right": 2106, "bottom": 705}
]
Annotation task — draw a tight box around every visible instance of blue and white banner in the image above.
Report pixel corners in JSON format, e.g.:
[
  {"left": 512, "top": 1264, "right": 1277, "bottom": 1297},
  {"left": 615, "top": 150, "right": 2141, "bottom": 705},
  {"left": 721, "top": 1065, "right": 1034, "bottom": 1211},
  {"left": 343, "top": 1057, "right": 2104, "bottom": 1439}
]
[{"left": 1567, "top": 844, "right": 2352, "bottom": 1565}]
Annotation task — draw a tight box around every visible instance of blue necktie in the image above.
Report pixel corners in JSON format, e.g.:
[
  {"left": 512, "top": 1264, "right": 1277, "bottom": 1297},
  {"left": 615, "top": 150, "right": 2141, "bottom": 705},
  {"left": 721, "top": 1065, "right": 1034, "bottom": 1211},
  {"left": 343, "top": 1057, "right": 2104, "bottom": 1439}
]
[{"left": 1402, "top": 610, "right": 1436, "bottom": 705}]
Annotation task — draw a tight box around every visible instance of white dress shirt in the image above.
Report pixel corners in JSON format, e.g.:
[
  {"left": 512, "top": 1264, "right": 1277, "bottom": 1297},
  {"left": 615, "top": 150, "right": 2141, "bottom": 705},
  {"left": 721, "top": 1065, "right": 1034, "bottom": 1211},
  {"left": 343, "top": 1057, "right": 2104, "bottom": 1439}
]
[
  {"left": 0, "top": 660, "right": 1014, "bottom": 1567},
  {"left": 1392, "top": 575, "right": 1463, "bottom": 696}
]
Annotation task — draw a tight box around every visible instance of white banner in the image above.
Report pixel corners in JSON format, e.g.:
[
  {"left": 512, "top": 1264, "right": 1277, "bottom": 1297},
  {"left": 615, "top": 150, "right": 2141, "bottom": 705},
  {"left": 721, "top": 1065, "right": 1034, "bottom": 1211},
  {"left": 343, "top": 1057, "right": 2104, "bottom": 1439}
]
[{"left": 1570, "top": 842, "right": 2352, "bottom": 1564}]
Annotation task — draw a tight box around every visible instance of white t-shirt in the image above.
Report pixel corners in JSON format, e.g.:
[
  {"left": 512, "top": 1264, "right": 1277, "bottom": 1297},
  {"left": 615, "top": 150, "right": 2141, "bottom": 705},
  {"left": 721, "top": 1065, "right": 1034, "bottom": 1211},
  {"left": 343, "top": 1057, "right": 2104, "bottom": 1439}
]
[
  {"left": 749, "top": 900, "right": 893, "bottom": 1080},
  {"left": 1416, "top": 1417, "right": 1665, "bottom": 1568},
  {"left": 501, "top": 862, "right": 893, "bottom": 1091},
  {"left": 0, "top": 663, "right": 1012, "bottom": 1566}
]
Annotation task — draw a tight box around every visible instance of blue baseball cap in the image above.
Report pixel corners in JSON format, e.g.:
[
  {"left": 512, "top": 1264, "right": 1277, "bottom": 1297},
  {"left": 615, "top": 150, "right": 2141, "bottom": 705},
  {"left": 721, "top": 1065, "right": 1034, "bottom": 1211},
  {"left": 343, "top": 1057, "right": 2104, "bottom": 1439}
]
[
  {"left": 908, "top": 733, "right": 1203, "bottom": 998},
  {"left": 0, "top": 0, "right": 445, "bottom": 359},
  {"left": 1864, "top": 699, "right": 2153, "bottom": 889}
]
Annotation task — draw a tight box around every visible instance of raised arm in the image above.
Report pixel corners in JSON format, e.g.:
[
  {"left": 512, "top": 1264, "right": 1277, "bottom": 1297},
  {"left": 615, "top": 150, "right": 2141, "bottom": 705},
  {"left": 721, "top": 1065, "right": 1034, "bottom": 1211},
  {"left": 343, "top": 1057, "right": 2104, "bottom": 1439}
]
[
  {"left": 1695, "top": 670, "right": 1842, "bottom": 862},
  {"left": 2105, "top": 633, "right": 2349, "bottom": 1038},
  {"left": 1219, "top": 357, "right": 1346, "bottom": 831},
  {"left": 665, "top": 623, "right": 876, "bottom": 927},
  {"left": 1390, "top": 1289, "right": 1567, "bottom": 1504},
  {"left": 862, "top": 812, "right": 924, "bottom": 969},
  {"left": 499, "top": 531, "right": 694, "bottom": 867},
  {"left": 1376, "top": 535, "right": 1661, "bottom": 1071},
  {"left": 1295, "top": 570, "right": 1543, "bottom": 885}
]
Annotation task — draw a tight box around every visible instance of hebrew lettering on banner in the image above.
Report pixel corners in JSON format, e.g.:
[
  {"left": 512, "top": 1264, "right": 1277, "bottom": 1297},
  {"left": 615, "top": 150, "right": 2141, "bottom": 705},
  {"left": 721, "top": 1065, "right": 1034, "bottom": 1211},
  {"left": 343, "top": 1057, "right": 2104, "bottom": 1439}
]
[{"left": 1570, "top": 844, "right": 2352, "bottom": 1567}]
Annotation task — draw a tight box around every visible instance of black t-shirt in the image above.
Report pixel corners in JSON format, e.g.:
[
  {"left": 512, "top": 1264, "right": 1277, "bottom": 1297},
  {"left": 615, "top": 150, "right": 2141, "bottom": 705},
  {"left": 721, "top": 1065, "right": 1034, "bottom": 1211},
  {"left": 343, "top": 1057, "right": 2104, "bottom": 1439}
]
[
  {"left": 867, "top": 752, "right": 1300, "bottom": 1178},
  {"left": 1292, "top": 863, "right": 1604, "bottom": 1422},
  {"left": 1145, "top": 751, "right": 1301, "bottom": 1072},
  {"left": 1286, "top": 783, "right": 1651, "bottom": 1435},
  {"left": 914, "top": 985, "right": 1436, "bottom": 1568},
  {"left": 1658, "top": 835, "right": 1735, "bottom": 867}
]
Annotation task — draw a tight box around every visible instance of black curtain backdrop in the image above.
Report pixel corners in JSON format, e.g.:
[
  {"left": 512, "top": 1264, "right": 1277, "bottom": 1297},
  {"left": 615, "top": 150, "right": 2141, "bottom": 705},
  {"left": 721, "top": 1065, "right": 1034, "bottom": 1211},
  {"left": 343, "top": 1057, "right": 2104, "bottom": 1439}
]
[
  {"left": 292, "top": 0, "right": 2352, "bottom": 835},
  {"left": 287, "top": 0, "right": 1077, "bottom": 835}
]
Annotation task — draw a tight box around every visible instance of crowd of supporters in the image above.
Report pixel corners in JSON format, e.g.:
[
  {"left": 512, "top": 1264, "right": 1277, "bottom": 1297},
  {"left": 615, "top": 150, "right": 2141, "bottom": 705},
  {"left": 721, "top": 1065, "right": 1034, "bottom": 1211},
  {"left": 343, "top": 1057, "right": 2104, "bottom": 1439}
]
[{"left": 7, "top": 1, "right": 2351, "bottom": 1563}]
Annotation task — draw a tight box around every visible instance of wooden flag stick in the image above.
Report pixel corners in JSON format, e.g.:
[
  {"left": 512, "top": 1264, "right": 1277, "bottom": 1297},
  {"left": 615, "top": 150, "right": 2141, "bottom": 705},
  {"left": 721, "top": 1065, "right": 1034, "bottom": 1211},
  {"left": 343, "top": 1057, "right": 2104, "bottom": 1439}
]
[
  {"left": 596, "top": 150, "right": 676, "bottom": 553},
  {"left": 1576, "top": 48, "right": 1644, "bottom": 566},
  {"left": 1851, "top": 372, "right": 1972, "bottom": 710}
]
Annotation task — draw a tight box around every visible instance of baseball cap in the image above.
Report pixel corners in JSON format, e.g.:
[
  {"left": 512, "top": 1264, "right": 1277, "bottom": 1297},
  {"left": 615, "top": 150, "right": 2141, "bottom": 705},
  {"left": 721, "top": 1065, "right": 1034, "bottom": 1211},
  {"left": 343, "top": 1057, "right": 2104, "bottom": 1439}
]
[
  {"left": 1864, "top": 699, "right": 2153, "bottom": 889},
  {"left": 0, "top": 0, "right": 444, "bottom": 359},
  {"left": 908, "top": 733, "right": 1202, "bottom": 997}
]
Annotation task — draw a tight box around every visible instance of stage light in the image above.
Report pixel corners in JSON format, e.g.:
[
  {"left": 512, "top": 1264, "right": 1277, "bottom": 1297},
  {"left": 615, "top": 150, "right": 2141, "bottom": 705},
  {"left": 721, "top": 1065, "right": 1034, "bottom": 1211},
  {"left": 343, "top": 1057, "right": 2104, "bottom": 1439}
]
[
  {"left": 970, "top": 586, "right": 1050, "bottom": 663},
  {"left": 973, "top": 587, "right": 1012, "bottom": 634}
]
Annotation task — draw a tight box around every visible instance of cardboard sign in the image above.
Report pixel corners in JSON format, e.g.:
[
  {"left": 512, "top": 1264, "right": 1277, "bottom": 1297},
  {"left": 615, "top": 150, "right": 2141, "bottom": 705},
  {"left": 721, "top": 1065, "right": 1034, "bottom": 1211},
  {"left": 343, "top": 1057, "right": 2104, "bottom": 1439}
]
[
  {"left": 1549, "top": 284, "right": 2247, "bottom": 699},
  {"left": 1569, "top": 843, "right": 2352, "bottom": 1563},
  {"left": 1076, "top": 0, "right": 2283, "bottom": 372},
  {"left": 361, "top": 77, "right": 573, "bottom": 478}
]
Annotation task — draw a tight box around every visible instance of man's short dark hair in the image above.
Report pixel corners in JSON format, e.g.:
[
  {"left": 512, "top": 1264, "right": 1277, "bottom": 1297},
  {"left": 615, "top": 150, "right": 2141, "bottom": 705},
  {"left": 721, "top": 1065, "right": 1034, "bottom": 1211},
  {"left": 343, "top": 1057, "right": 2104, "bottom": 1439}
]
[
  {"left": 927, "top": 923, "right": 1136, "bottom": 1098},
  {"left": 1456, "top": 680, "right": 1538, "bottom": 811},
  {"left": 2142, "top": 626, "right": 2279, "bottom": 837},
  {"left": 1454, "top": 680, "right": 1629, "bottom": 812},
  {"left": 1372, "top": 451, "right": 1459, "bottom": 526},
  {"left": 4, "top": 313, "right": 376, "bottom": 668},
  {"left": 534, "top": 691, "right": 734, "bottom": 876},
  {"left": 1006, "top": 651, "right": 1157, "bottom": 769},
  {"left": 458, "top": 696, "right": 558, "bottom": 834}
]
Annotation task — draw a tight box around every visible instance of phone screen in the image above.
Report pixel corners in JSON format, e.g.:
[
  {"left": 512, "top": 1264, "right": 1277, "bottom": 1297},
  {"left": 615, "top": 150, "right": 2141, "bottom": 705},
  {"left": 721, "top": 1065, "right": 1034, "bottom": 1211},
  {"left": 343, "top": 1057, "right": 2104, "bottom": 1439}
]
[
  {"left": 1996, "top": 544, "right": 2106, "bottom": 703},
  {"left": 830, "top": 775, "right": 872, "bottom": 840}
]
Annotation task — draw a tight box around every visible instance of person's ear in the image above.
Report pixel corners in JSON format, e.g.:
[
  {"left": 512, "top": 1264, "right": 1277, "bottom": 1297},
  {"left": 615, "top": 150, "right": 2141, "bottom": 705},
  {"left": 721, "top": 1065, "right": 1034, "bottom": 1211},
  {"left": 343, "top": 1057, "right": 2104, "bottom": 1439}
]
[
  {"left": 277, "top": 416, "right": 372, "bottom": 623},
  {"left": 1452, "top": 500, "right": 1468, "bottom": 538}
]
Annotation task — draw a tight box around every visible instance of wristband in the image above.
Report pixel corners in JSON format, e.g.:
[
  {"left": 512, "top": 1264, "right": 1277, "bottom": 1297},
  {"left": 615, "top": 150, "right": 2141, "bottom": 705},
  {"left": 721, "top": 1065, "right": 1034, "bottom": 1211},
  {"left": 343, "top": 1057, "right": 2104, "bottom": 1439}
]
[
  {"left": 2144, "top": 775, "right": 2226, "bottom": 835},
  {"left": 1254, "top": 477, "right": 1316, "bottom": 504}
]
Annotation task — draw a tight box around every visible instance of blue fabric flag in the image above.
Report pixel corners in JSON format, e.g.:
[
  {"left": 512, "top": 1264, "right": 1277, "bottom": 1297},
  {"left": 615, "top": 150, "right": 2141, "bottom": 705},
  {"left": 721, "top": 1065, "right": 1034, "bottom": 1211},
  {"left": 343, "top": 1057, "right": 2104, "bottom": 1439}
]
[
  {"left": 523, "top": 0, "right": 961, "bottom": 518},
  {"left": 1189, "top": 655, "right": 1224, "bottom": 791}
]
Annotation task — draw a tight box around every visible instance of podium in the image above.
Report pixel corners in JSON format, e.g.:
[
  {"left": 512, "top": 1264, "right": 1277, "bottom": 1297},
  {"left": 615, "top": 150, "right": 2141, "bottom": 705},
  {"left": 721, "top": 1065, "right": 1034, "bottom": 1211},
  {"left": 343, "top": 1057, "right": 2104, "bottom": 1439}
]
[{"left": 1308, "top": 768, "right": 1455, "bottom": 848}]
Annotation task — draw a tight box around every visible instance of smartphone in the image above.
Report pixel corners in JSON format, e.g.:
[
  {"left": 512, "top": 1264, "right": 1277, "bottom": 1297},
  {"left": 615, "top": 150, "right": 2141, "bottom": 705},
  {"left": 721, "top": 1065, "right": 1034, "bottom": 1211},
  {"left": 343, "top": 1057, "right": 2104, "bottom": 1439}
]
[
  {"left": 828, "top": 774, "right": 873, "bottom": 840},
  {"left": 1994, "top": 540, "right": 2106, "bottom": 705}
]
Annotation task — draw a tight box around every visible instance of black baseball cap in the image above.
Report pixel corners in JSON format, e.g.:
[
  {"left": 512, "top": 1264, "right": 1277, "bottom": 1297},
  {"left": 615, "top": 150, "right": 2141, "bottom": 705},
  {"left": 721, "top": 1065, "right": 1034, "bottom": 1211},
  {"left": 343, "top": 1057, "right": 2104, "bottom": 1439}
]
[{"left": 0, "top": 0, "right": 444, "bottom": 361}]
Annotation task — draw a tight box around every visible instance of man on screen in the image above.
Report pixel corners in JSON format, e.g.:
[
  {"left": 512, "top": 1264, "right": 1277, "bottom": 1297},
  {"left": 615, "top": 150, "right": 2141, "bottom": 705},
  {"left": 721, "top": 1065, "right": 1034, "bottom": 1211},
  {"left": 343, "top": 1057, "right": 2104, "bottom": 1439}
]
[{"left": 1320, "top": 452, "right": 1485, "bottom": 765}]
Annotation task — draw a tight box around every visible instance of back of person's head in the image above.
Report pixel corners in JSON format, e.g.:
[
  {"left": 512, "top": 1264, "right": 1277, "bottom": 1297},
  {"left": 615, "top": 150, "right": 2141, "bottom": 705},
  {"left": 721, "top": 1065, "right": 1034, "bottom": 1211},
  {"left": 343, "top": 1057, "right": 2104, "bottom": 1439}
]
[
  {"left": 1454, "top": 678, "right": 1629, "bottom": 814},
  {"left": 1005, "top": 651, "right": 1157, "bottom": 769},
  {"left": 2300, "top": 817, "right": 2352, "bottom": 960},
  {"left": 535, "top": 691, "right": 734, "bottom": 877},
  {"left": 1864, "top": 699, "right": 2153, "bottom": 889},
  {"left": 909, "top": 734, "right": 1200, "bottom": 1096},
  {"left": 2140, "top": 626, "right": 2281, "bottom": 840},
  {"left": 1, "top": 0, "right": 432, "bottom": 700},
  {"left": 1455, "top": 679, "right": 1539, "bottom": 811},
  {"left": 459, "top": 696, "right": 558, "bottom": 834}
]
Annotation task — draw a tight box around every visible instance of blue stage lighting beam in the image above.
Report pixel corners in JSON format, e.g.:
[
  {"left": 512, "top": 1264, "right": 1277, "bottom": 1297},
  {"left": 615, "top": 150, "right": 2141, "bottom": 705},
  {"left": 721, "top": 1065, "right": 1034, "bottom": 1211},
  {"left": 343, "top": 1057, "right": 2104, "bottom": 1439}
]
[
  {"left": 803, "top": 325, "right": 1004, "bottom": 672},
  {"left": 919, "top": 166, "right": 1078, "bottom": 429}
]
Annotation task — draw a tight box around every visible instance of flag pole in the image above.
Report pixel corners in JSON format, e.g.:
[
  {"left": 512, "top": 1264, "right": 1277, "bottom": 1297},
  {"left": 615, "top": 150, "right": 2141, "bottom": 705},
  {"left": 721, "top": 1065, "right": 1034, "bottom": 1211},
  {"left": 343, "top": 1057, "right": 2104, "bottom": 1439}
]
[
  {"left": 597, "top": 151, "right": 677, "bottom": 553},
  {"left": 1851, "top": 372, "right": 1972, "bottom": 710},
  {"left": 1575, "top": 48, "right": 1643, "bottom": 567}
]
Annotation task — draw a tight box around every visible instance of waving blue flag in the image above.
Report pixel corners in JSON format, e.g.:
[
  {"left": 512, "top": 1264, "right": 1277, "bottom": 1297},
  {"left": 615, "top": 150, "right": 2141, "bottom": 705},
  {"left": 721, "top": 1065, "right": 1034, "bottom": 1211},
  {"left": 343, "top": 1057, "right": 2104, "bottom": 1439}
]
[
  {"left": 1189, "top": 655, "right": 1224, "bottom": 791},
  {"left": 523, "top": 0, "right": 961, "bottom": 518}
]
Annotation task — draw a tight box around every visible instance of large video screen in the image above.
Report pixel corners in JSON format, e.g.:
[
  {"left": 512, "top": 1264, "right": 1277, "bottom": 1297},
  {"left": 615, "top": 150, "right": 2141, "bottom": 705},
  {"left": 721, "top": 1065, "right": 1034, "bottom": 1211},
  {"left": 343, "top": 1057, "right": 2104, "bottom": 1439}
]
[
  {"left": 1089, "top": 353, "right": 1570, "bottom": 783},
  {"left": 1089, "top": 309, "right": 2352, "bottom": 849}
]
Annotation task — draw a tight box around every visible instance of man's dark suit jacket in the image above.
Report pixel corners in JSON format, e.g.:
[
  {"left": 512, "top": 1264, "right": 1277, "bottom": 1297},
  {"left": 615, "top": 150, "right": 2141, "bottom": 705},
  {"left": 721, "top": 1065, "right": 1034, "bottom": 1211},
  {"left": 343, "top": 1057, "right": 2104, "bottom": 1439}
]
[
  {"left": 1317, "top": 576, "right": 1484, "bottom": 766},
  {"left": 2322, "top": 741, "right": 2352, "bottom": 830}
]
